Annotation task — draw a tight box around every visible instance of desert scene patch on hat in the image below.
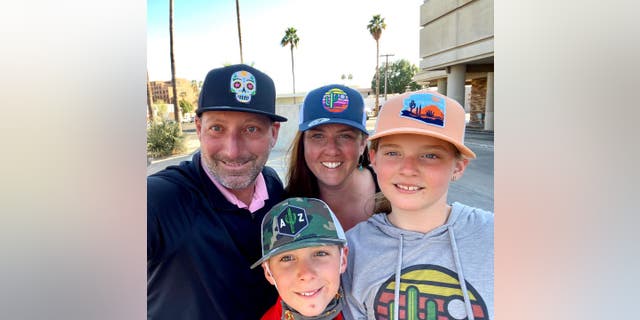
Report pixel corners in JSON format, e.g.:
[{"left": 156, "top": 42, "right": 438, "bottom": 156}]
[{"left": 400, "top": 93, "right": 446, "bottom": 127}]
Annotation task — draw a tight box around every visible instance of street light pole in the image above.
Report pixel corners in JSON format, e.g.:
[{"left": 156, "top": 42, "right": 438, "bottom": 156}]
[{"left": 380, "top": 53, "right": 394, "bottom": 101}]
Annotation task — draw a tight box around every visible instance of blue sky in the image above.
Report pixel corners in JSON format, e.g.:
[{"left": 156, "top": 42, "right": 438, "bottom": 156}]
[{"left": 147, "top": 0, "right": 423, "bottom": 94}]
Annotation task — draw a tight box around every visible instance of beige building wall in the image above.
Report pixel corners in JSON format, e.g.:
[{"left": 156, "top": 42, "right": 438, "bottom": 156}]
[{"left": 416, "top": 0, "right": 494, "bottom": 130}]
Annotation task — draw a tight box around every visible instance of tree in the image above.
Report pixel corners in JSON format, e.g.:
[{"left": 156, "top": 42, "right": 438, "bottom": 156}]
[
  {"left": 370, "top": 59, "right": 421, "bottom": 95},
  {"left": 280, "top": 27, "right": 300, "bottom": 103},
  {"left": 169, "top": 0, "right": 182, "bottom": 132},
  {"left": 156, "top": 102, "right": 168, "bottom": 120},
  {"left": 367, "top": 14, "right": 386, "bottom": 116},
  {"left": 179, "top": 99, "right": 195, "bottom": 115},
  {"left": 235, "top": 0, "right": 244, "bottom": 63},
  {"left": 147, "top": 71, "right": 155, "bottom": 123}
]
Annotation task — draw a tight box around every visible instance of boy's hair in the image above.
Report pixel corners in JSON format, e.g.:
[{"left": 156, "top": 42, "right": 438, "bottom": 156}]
[
  {"left": 368, "top": 90, "right": 475, "bottom": 159},
  {"left": 250, "top": 197, "right": 347, "bottom": 269}
]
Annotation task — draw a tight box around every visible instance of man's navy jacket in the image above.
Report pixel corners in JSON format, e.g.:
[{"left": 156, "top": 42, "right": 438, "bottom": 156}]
[{"left": 147, "top": 152, "right": 282, "bottom": 319}]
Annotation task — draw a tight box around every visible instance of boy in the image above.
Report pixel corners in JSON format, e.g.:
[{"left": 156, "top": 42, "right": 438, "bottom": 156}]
[{"left": 251, "top": 197, "right": 349, "bottom": 320}]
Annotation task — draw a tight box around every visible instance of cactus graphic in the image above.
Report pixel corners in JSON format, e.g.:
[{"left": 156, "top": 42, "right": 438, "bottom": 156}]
[
  {"left": 285, "top": 208, "right": 297, "bottom": 233},
  {"left": 426, "top": 300, "right": 436, "bottom": 320},
  {"left": 407, "top": 286, "right": 419, "bottom": 320}
]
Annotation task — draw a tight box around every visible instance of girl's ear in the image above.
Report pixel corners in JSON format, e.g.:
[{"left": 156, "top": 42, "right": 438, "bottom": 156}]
[
  {"left": 452, "top": 158, "right": 469, "bottom": 179},
  {"left": 369, "top": 148, "right": 377, "bottom": 167}
]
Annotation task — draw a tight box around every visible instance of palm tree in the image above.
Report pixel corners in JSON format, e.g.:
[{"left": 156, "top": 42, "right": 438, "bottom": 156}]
[
  {"left": 280, "top": 27, "right": 300, "bottom": 104},
  {"left": 169, "top": 0, "right": 182, "bottom": 132},
  {"left": 367, "top": 14, "right": 386, "bottom": 117},
  {"left": 147, "top": 70, "right": 155, "bottom": 123},
  {"left": 235, "top": 0, "right": 244, "bottom": 63}
]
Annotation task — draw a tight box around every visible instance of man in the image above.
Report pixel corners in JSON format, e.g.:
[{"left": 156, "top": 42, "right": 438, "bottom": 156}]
[{"left": 147, "top": 64, "right": 288, "bottom": 319}]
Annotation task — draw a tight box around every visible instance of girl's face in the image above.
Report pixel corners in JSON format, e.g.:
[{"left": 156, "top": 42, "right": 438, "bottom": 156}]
[
  {"left": 262, "top": 245, "right": 347, "bottom": 317},
  {"left": 303, "top": 124, "right": 366, "bottom": 189},
  {"left": 370, "top": 134, "right": 468, "bottom": 213}
]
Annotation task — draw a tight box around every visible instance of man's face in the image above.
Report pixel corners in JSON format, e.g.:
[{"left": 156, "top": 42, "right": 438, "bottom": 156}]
[{"left": 196, "top": 111, "right": 280, "bottom": 190}]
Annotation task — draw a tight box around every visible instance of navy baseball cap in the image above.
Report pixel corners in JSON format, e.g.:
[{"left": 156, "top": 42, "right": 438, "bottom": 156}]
[
  {"left": 196, "top": 64, "right": 288, "bottom": 122},
  {"left": 299, "top": 84, "right": 367, "bottom": 134}
]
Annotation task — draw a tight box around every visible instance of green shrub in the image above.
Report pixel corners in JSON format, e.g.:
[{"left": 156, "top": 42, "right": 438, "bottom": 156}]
[{"left": 147, "top": 121, "right": 185, "bottom": 158}]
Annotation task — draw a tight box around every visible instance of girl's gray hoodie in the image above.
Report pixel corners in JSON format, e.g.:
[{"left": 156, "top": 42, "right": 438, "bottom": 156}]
[{"left": 342, "top": 202, "right": 493, "bottom": 320}]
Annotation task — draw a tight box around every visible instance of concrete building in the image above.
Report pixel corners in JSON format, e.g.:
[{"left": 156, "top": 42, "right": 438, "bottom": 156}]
[{"left": 415, "top": 0, "right": 494, "bottom": 130}]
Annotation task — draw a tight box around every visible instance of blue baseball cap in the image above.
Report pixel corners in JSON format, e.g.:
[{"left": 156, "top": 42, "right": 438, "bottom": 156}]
[
  {"left": 299, "top": 84, "right": 367, "bottom": 134},
  {"left": 196, "top": 64, "right": 288, "bottom": 122}
]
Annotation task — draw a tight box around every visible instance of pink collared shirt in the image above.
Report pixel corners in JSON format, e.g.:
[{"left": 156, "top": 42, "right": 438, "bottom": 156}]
[{"left": 202, "top": 160, "right": 269, "bottom": 213}]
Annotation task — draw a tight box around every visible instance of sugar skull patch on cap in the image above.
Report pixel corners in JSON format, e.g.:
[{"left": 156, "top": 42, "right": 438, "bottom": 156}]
[
  {"left": 400, "top": 93, "right": 446, "bottom": 127},
  {"left": 322, "top": 88, "right": 349, "bottom": 113},
  {"left": 276, "top": 205, "right": 309, "bottom": 237},
  {"left": 230, "top": 70, "right": 256, "bottom": 103}
]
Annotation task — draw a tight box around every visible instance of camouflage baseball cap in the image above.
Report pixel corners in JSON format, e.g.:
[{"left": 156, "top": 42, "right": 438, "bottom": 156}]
[{"left": 250, "top": 197, "right": 347, "bottom": 269}]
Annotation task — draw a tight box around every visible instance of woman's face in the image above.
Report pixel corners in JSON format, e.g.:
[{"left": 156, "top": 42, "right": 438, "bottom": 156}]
[{"left": 303, "top": 124, "right": 366, "bottom": 189}]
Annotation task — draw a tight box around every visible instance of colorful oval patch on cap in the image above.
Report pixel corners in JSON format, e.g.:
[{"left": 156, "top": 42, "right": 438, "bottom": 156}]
[
  {"left": 400, "top": 93, "right": 446, "bottom": 127},
  {"left": 322, "top": 88, "right": 349, "bottom": 113}
]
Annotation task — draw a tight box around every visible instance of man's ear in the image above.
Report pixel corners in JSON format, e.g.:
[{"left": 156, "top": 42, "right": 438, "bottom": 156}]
[
  {"left": 195, "top": 115, "right": 202, "bottom": 137},
  {"left": 270, "top": 122, "right": 281, "bottom": 147}
]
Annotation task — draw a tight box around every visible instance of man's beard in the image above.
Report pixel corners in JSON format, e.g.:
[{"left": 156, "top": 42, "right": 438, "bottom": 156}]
[{"left": 202, "top": 154, "right": 265, "bottom": 190}]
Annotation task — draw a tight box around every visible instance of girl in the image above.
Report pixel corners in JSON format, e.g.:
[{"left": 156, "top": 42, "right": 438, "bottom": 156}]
[{"left": 342, "top": 90, "right": 494, "bottom": 320}]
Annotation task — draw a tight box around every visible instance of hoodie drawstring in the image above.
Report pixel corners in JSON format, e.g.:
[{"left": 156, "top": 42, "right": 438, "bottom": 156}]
[
  {"left": 448, "top": 226, "right": 474, "bottom": 320},
  {"left": 393, "top": 234, "right": 404, "bottom": 320}
]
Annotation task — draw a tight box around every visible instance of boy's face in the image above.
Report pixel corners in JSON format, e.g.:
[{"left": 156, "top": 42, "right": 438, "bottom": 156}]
[
  {"left": 262, "top": 244, "right": 348, "bottom": 317},
  {"left": 370, "top": 134, "right": 468, "bottom": 213}
]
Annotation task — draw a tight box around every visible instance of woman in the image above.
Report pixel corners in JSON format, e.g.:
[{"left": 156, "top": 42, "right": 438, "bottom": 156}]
[{"left": 285, "top": 84, "right": 380, "bottom": 230}]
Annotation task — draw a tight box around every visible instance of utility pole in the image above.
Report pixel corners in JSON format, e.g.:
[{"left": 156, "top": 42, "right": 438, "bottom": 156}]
[{"left": 380, "top": 53, "right": 394, "bottom": 101}]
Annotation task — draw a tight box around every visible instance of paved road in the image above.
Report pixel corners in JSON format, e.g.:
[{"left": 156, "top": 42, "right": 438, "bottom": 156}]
[
  {"left": 448, "top": 129, "right": 494, "bottom": 211},
  {"left": 147, "top": 120, "right": 494, "bottom": 212}
]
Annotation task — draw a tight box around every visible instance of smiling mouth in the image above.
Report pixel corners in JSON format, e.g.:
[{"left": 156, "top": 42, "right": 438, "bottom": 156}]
[
  {"left": 395, "top": 184, "right": 423, "bottom": 191},
  {"left": 321, "top": 162, "right": 342, "bottom": 169},
  {"left": 219, "top": 158, "right": 252, "bottom": 168},
  {"left": 297, "top": 288, "right": 322, "bottom": 297}
]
